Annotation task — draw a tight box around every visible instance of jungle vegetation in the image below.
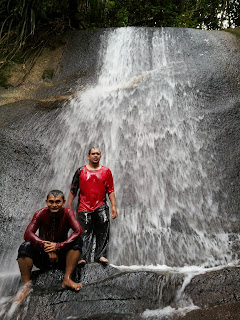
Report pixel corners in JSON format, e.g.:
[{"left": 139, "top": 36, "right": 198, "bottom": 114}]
[{"left": 0, "top": 0, "right": 239, "bottom": 67}]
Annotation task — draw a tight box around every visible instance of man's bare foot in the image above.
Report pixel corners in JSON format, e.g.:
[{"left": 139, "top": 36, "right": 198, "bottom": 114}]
[
  {"left": 78, "top": 259, "right": 86, "bottom": 265},
  {"left": 62, "top": 278, "right": 82, "bottom": 291},
  {"left": 99, "top": 257, "right": 109, "bottom": 264},
  {"left": 14, "top": 281, "right": 32, "bottom": 303}
]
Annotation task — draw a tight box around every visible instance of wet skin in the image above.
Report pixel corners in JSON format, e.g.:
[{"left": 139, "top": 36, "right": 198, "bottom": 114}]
[
  {"left": 15, "top": 193, "right": 83, "bottom": 303},
  {"left": 88, "top": 148, "right": 101, "bottom": 168}
]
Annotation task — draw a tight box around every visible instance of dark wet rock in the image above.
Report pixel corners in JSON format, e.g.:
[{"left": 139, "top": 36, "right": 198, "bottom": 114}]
[
  {"left": 24, "top": 29, "right": 104, "bottom": 102},
  {"left": 0, "top": 100, "right": 62, "bottom": 261},
  {"left": 185, "top": 266, "right": 240, "bottom": 308},
  {"left": 2, "top": 264, "right": 184, "bottom": 320},
  {"left": 170, "top": 214, "right": 197, "bottom": 236},
  {"left": 32, "top": 263, "right": 121, "bottom": 291},
  {"left": 2, "top": 265, "right": 240, "bottom": 320},
  {"left": 175, "top": 302, "right": 240, "bottom": 320},
  {"left": 173, "top": 266, "right": 240, "bottom": 320},
  {"left": 54, "top": 30, "right": 103, "bottom": 85}
]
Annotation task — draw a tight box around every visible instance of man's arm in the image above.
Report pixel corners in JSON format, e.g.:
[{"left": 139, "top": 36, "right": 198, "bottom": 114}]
[
  {"left": 43, "top": 209, "right": 82, "bottom": 254},
  {"left": 106, "top": 168, "right": 117, "bottom": 219},
  {"left": 55, "top": 208, "right": 83, "bottom": 251},
  {"left": 108, "top": 192, "right": 117, "bottom": 219},
  {"left": 24, "top": 210, "right": 44, "bottom": 250},
  {"left": 66, "top": 167, "right": 82, "bottom": 208},
  {"left": 66, "top": 192, "right": 75, "bottom": 209},
  {"left": 24, "top": 210, "right": 58, "bottom": 261}
]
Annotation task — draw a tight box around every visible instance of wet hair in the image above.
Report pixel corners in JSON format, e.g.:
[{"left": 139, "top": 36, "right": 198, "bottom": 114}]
[
  {"left": 47, "top": 190, "right": 65, "bottom": 201},
  {"left": 88, "top": 147, "right": 101, "bottom": 155}
]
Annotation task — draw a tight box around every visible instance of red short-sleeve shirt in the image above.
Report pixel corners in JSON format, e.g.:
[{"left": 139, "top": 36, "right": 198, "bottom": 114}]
[{"left": 71, "top": 165, "right": 114, "bottom": 212}]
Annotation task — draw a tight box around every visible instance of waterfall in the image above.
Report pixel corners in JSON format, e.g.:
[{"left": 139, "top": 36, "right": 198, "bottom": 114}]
[
  {"left": 48, "top": 27, "right": 235, "bottom": 267},
  {"left": 1, "top": 26, "right": 240, "bottom": 319}
]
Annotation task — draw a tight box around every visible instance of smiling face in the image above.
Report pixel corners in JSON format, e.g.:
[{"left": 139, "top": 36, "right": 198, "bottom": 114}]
[
  {"left": 88, "top": 148, "right": 101, "bottom": 166},
  {"left": 46, "top": 194, "right": 66, "bottom": 214}
]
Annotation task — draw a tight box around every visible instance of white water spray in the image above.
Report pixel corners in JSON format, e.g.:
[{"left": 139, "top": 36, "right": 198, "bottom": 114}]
[{"left": 48, "top": 27, "right": 233, "bottom": 266}]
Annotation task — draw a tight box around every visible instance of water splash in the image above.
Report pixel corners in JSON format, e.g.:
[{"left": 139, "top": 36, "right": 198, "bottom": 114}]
[
  {"left": 142, "top": 305, "right": 199, "bottom": 320},
  {"left": 47, "top": 27, "right": 235, "bottom": 266}
]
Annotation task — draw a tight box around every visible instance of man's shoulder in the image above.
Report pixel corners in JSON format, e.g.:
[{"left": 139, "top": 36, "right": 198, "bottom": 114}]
[
  {"left": 32, "top": 207, "right": 48, "bottom": 219},
  {"left": 63, "top": 207, "right": 78, "bottom": 223},
  {"left": 101, "top": 165, "right": 111, "bottom": 172},
  {"left": 35, "top": 207, "right": 48, "bottom": 214},
  {"left": 75, "top": 165, "right": 85, "bottom": 172},
  {"left": 63, "top": 207, "right": 75, "bottom": 216}
]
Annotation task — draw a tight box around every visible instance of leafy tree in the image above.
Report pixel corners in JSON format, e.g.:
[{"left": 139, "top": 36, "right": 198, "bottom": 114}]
[{"left": 0, "top": 0, "right": 239, "bottom": 67}]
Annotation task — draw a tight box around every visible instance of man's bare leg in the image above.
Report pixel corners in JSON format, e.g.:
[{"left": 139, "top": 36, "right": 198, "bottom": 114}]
[
  {"left": 14, "top": 257, "right": 33, "bottom": 303},
  {"left": 62, "top": 250, "right": 82, "bottom": 291}
]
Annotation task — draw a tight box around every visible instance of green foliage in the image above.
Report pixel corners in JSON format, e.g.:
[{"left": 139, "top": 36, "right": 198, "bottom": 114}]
[
  {"left": 97, "top": 0, "right": 240, "bottom": 29},
  {"left": 0, "top": 0, "right": 77, "bottom": 67},
  {"left": 0, "top": 0, "right": 239, "bottom": 69}
]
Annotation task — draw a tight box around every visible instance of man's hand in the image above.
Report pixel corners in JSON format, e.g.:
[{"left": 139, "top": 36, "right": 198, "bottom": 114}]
[
  {"left": 112, "top": 206, "right": 117, "bottom": 219},
  {"left": 48, "top": 251, "right": 58, "bottom": 263},
  {"left": 43, "top": 241, "right": 58, "bottom": 262},
  {"left": 109, "top": 192, "right": 117, "bottom": 219},
  {"left": 43, "top": 241, "right": 57, "bottom": 253}
]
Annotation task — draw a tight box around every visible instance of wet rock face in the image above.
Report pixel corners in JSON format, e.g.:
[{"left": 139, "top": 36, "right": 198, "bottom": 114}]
[
  {"left": 185, "top": 267, "right": 240, "bottom": 308},
  {"left": 0, "top": 100, "right": 63, "bottom": 268},
  {"left": 174, "top": 267, "right": 240, "bottom": 320},
  {"left": 175, "top": 302, "right": 240, "bottom": 320},
  {"left": 2, "top": 265, "right": 240, "bottom": 320},
  {"left": 31, "top": 265, "right": 182, "bottom": 320},
  {"left": 2, "top": 264, "right": 184, "bottom": 320}
]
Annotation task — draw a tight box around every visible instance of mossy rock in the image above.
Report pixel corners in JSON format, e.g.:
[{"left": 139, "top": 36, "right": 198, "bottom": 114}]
[
  {"left": 0, "top": 73, "right": 9, "bottom": 88},
  {"left": 42, "top": 69, "right": 54, "bottom": 81},
  {"left": 224, "top": 26, "right": 240, "bottom": 38}
]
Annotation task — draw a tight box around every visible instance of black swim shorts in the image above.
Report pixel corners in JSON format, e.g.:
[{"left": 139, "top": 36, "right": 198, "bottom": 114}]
[{"left": 17, "top": 238, "right": 83, "bottom": 271}]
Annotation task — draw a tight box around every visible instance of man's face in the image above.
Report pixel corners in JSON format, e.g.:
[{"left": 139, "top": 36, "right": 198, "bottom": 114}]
[
  {"left": 88, "top": 148, "right": 101, "bottom": 165},
  {"left": 46, "top": 194, "right": 66, "bottom": 213}
]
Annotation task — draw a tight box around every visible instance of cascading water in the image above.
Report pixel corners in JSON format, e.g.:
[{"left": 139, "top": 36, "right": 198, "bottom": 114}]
[
  {"left": 48, "top": 27, "right": 235, "bottom": 267},
  {"left": 1, "top": 27, "right": 240, "bottom": 319}
]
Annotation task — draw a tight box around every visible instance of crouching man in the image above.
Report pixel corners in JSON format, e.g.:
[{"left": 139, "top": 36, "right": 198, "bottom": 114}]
[{"left": 15, "top": 190, "right": 83, "bottom": 303}]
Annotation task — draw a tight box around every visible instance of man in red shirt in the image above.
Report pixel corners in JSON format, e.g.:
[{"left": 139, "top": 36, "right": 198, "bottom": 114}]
[
  {"left": 67, "top": 147, "right": 117, "bottom": 264},
  {"left": 15, "top": 190, "right": 83, "bottom": 303}
]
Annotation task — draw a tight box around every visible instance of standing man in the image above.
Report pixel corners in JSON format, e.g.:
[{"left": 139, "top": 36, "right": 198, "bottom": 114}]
[
  {"left": 15, "top": 190, "right": 83, "bottom": 303},
  {"left": 67, "top": 147, "right": 117, "bottom": 264}
]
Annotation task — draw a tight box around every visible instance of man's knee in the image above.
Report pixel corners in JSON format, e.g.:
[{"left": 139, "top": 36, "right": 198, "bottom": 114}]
[
  {"left": 17, "top": 242, "right": 34, "bottom": 260},
  {"left": 71, "top": 237, "right": 83, "bottom": 252},
  {"left": 62, "top": 238, "right": 83, "bottom": 260}
]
